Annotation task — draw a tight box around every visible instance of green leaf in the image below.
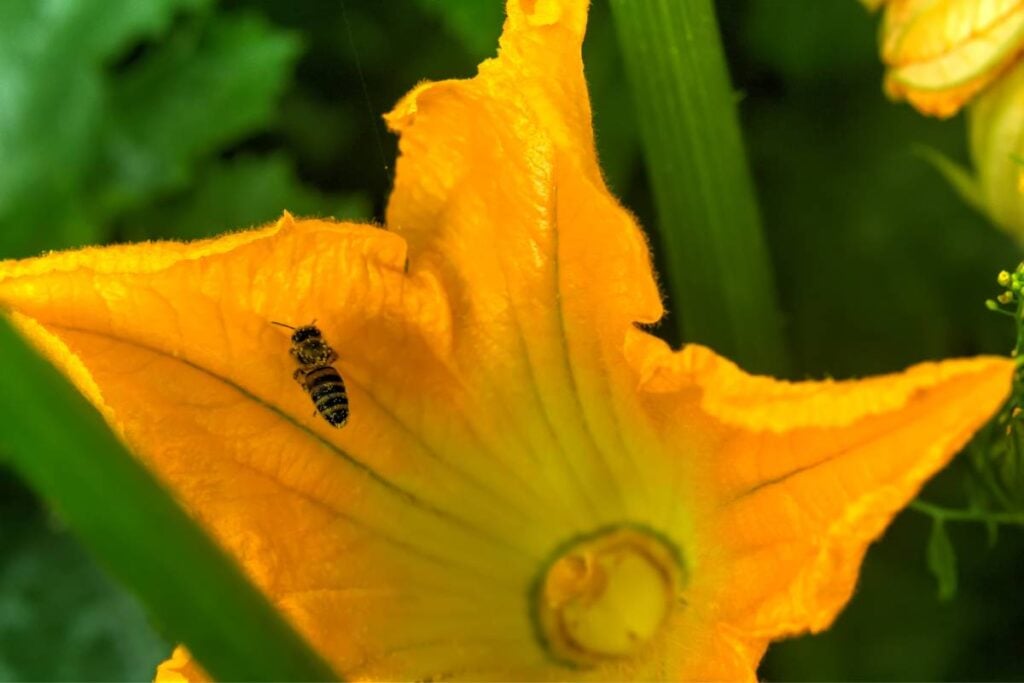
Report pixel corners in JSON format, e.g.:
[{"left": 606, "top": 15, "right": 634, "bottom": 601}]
[
  {"left": 0, "top": 4, "right": 299, "bottom": 259},
  {"left": 0, "top": 318, "right": 338, "bottom": 681},
  {"left": 926, "top": 518, "right": 958, "bottom": 602},
  {"left": 0, "top": 0, "right": 208, "bottom": 256},
  {"left": 986, "top": 519, "right": 1000, "bottom": 548},
  {"left": 914, "top": 145, "right": 986, "bottom": 216},
  {"left": 742, "top": 0, "right": 877, "bottom": 83},
  {"left": 98, "top": 14, "right": 302, "bottom": 214},
  {"left": 0, "top": 476, "right": 169, "bottom": 680},
  {"left": 0, "top": 0, "right": 208, "bottom": 63},
  {"left": 121, "top": 154, "right": 371, "bottom": 241}
]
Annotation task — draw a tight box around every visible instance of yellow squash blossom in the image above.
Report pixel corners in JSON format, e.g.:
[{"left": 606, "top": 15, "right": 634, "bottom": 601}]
[
  {"left": 868, "top": 0, "right": 1024, "bottom": 117},
  {"left": 0, "top": 0, "right": 1014, "bottom": 680}
]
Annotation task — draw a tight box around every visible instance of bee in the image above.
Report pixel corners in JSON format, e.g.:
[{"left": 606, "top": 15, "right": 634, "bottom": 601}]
[{"left": 272, "top": 321, "right": 349, "bottom": 428}]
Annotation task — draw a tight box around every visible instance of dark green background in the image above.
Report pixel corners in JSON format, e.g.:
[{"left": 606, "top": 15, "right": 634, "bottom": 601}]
[{"left": 0, "top": 0, "right": 1021, "bottom": 679}]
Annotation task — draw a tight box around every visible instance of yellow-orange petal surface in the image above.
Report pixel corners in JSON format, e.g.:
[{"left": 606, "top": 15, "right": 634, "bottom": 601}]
[
  {"left": 625, "top": 333, "right": 1011, "bottom": 638},
  {"left": 0, "top": 0, "right": 1014, "bottom": 680},
  {"left": 155, "top": 647, "right": 209, "bottom": 683}
]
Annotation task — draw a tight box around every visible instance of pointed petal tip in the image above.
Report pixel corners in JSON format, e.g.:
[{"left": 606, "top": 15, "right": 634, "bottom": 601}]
[
  {"left": 155, "top": 646, "right": 209, "bottom": 683},
  {"left": 507, "top": 0, "right": 589, "bottom": 33},
  {"left": 628, "top": 331, "right": 1014, "bottom": 433},
  {"left": 705, "top": 352, "right": 1014, "bottom": 640},
  {"left": 383, "top": 79, "right": 447, "bottom": 134},
  {"left": 385, "top": 0, "right": 590, "bottom": 135}
]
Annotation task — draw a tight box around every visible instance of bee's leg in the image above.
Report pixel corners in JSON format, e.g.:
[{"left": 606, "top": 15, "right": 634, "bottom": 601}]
[
  {"left": 293, "top": 368, "right": 308, "bottom": 385},
  {"left": 326, "top": 349, "right": 338, "bottom": 364}
]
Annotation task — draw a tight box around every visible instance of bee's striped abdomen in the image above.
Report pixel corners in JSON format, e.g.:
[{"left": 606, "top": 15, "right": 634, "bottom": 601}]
[
  {"left": 304, "top": 365, "right": 349, "bottom": 427},
  {"left": 274, "top": 321, "right": 350, "bottom": 429}
]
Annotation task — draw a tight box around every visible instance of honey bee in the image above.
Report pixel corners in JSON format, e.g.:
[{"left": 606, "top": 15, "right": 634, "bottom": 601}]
[{"left": 273, "top": 321, "right": 349, "bottom": 428}]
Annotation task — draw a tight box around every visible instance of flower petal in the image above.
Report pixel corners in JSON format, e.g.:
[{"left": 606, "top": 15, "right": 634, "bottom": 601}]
[
  {"left": 626, "top": 332, "right": 1013, "bottom": 638},
  {"left": 882, "top": 0, "right": 1024, "bottom": 63},
  {"left": 0, "top": 0, "right": 685, "bottom": 674},
  {"left": 0, "top": 215, "right": 566, "bottom": 678},
  {"left": 384, "top": 0, "right": 666, "bottom": 529},
  {"left": 155, "top": 646, "right": 209, "bottom": 683}
]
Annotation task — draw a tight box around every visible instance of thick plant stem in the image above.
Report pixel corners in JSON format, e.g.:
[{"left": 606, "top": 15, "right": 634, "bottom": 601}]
[{"left": 609, "top": 0, "right": 788, "bottom": 374}]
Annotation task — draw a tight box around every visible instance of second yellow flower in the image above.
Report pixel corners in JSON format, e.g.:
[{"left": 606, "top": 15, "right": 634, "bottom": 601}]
[{"left": 870, "top": 0, "right": 1024, "bottom": 117}]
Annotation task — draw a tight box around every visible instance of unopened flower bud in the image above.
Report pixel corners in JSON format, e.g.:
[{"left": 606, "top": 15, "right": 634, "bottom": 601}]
[
  {"left": 871, "top": 0, "right": 1024, "bottom": 118},
  {"left": 970, "top": 59, "right": 1024, "bottom": 243}
]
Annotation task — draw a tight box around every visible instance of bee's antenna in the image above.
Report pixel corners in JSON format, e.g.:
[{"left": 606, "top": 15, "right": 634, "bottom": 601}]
[{"left": 271, "top": 321, "right": 296, "bottom": 330}]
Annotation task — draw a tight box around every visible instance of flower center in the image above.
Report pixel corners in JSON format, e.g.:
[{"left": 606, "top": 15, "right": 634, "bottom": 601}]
[{"left": 534, "top": 526, "right": 683, "bottom": 668}]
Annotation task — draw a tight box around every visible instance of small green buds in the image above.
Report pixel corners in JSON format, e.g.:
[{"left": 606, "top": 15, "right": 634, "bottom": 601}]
[{"left": 987, "top": 263, "right": 1024, "bottom": 316}]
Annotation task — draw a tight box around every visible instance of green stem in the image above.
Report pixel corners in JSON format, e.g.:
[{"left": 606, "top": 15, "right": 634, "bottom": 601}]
[
  {"left": 608, "top": 0, "right": 788, "bottom": 375},
  {"left": 1015, "top": 295, "right": 1024, "bottom": 361},
  {"left": 911, "top": 499, "right": 1024, "bottom": 526},
  {"left": 0, "top": 318, "right": 338, "bottom": 682}
]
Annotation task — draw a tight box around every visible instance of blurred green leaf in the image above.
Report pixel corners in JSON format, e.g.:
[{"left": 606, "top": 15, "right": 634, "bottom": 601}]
[
  {"left": 0, "top": 0, "right": 207, "bottom": 254},
  {"left": 926, "top": 518, "right": 958, "bottom": 601},
  {"left": 0, "top": 0, "right": 208, "bottom": 256},
  {"left": 747, "top": 86, "right": 1012, "bottom": 378},
  {"left": 121, "top": 154, "right": 371, "bottom": 240},
  {"left": 412, "top": 0, "right": 503, "bottom": 60},
  {"left": 98, "top": 14, "right": 301, "bottom": 215},
  {"left": 0, "top": 0, "right": 209, "bottom": 62},
  {"left": 915, "top": 145, "right": 986, "bottom": 217},
  {"left": 962, "top": 467, "right": 1003, "bottom": 548},
  {"left": 0, "top": 2, "right": 299, "bottom": 258},
  {"left": 0, "top": 318, "right": 337, "bottom": 681},
  {"left": 0, "top": 477, "right": 168, "bottom": 681},
  {"left": 740, "top": 0, "right": 877, "bottom": 83},
  {"left": 986, "top": 519, "right": 1000, "bottom": 548}
]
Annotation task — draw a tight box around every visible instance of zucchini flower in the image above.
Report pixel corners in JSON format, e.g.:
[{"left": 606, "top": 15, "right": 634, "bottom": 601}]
[{"left": 0, "top": 0, "right": 1013, "bottom": 680}]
